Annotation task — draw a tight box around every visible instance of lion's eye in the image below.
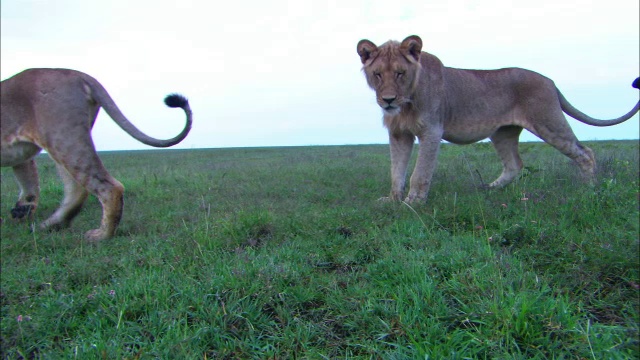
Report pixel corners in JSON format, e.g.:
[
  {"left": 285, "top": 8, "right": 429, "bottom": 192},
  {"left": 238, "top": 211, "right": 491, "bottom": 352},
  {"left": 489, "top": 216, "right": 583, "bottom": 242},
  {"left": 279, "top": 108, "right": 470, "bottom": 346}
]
[
  {"left": 373, "top": 72, "right": 381, "bottom": 79},
  {"left": 395, "top": 71, "right": 405, "bottom": 79}
]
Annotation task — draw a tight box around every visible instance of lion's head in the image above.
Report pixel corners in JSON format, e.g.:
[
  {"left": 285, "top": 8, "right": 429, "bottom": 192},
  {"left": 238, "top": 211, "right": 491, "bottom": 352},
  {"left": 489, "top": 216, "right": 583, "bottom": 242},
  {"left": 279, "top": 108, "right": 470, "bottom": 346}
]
[{"left": 357, "top": 35, "right": 423, "bottom": 115}]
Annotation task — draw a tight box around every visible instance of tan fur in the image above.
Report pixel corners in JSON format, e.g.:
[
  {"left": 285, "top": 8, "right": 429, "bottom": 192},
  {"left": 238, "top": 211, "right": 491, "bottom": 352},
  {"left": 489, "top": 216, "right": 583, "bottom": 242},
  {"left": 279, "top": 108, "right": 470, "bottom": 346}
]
[
  {"left": 1, "top": 68, "right": 193, "bottom": 241},
  {"left": 357, "top": 35, "right": 639, "bottom": 203}
]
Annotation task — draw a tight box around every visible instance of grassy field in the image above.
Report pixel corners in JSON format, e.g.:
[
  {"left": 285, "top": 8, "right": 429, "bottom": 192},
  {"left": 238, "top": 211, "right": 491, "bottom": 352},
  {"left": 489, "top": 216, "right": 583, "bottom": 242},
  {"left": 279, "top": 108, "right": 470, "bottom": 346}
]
[{"left": 1, "top": 141, "right": 638, "bottom": 359}]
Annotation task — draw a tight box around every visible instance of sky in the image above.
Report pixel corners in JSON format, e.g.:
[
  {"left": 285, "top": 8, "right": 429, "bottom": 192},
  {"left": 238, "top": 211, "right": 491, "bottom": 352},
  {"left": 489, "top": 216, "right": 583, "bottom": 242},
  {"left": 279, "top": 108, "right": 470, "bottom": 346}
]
[{"left": 1, "top": 0, "right": 638, "bottom": 151}]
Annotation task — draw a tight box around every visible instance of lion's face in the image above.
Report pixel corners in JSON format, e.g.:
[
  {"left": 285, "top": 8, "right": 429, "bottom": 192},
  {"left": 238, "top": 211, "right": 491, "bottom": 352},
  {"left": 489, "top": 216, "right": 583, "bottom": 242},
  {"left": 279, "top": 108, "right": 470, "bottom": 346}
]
[{"left": 357, "top": 35, "right": 423, "bottom": 116}]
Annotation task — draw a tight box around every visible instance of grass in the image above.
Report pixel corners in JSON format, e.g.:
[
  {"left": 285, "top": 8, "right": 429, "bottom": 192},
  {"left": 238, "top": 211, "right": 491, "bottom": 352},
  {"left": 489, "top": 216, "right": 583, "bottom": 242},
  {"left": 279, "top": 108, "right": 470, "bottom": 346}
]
[{"left": 1, "top": 141, "right": 638, "bottom": 359}]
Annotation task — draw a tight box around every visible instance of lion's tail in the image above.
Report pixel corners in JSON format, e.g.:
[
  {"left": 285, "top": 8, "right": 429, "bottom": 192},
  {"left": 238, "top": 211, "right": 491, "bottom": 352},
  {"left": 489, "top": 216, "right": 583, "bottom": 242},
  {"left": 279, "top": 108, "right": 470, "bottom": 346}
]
[
  {"left": 83, "top": 76, "right": 193, "bottom": 148},
  {"left": 557, "top": 77, "right": 639, "bottom": 127}
]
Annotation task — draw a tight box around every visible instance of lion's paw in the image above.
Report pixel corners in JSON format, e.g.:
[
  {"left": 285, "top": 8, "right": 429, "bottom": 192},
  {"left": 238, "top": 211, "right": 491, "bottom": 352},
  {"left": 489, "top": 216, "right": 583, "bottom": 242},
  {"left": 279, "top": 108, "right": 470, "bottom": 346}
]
[
  {"left": 84, "top": 229, "right": 111, "bottom": 242},
  {"left": 11, "top": 204, "right": 35, "bottom": 219},
  {"left": 403, "top": 195, "right": 428, "bottom": 205},
  {"left": 40, "top": 217, "right": 69, "bottom": 232},
  {"left": 403, "top": 195, "right": 418, "bottom": 204}
]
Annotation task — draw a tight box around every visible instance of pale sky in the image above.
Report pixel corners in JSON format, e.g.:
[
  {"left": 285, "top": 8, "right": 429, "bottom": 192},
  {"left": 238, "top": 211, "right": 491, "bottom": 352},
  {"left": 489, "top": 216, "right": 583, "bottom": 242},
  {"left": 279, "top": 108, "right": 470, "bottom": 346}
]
[{"left": 1, "top": 0, "right": 638, "bottom": 151}]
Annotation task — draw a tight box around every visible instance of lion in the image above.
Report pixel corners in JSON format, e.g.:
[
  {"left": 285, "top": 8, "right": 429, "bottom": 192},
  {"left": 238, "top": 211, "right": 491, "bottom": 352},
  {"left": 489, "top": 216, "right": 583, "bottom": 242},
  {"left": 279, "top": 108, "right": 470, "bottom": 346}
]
[
  {"left": 1, "top": 68, "right": 193, "bottom": 241},
  {"left": 357, "top": 35, "right": 639, "bottom": 203}
]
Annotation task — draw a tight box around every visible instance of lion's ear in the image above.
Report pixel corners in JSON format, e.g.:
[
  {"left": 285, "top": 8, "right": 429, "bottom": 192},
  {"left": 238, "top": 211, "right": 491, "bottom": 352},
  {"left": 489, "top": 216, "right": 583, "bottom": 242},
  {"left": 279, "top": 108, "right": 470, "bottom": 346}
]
[
  {"left": 401, "top": 35, "right": 422, "bottom": 63},
  {"left": 357, "top": 39, "right": 377, "bottom": 64}
]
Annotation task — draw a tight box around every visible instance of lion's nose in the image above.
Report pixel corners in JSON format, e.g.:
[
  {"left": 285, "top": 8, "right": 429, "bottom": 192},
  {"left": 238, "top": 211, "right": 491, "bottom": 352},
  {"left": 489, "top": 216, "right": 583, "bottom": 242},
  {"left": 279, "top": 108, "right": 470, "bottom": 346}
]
[{"left": 382, "top": 96, "right": 396, "bottom": 105}]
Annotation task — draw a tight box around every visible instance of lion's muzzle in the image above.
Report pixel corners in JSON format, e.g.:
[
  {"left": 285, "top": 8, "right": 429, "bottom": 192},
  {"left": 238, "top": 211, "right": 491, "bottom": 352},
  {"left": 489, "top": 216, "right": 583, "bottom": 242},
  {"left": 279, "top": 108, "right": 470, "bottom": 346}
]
[{"left": 379, "top": 96, "right": 401, "bottom": 115}]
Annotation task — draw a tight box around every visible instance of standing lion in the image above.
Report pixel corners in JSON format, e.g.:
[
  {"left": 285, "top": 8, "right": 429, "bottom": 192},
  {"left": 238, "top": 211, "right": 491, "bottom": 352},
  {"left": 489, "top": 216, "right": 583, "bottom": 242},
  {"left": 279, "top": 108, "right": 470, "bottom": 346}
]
[{"left": 357, "top": 35, "right": 639, "bottom": 203}]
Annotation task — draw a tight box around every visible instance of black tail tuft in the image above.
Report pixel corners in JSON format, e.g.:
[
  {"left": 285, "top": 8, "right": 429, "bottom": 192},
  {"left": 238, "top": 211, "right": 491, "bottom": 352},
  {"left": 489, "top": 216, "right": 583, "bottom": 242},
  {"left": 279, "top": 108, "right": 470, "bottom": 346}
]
[
  {"left": 633, "top": 77, "right": 639, "bottom": 90},
  {"left": 164, "top": 93, "right": 189, "bottom": 108}
]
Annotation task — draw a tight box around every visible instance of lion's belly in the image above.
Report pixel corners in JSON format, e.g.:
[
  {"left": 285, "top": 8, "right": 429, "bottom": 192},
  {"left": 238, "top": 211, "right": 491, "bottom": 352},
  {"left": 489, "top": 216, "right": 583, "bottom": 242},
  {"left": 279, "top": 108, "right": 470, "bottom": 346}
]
[
  {"left": 1, "top": 137, "right": 42, "bottom": 167},
  {"left": 442, "top": 127, "right": 496, "bottom": 145}
]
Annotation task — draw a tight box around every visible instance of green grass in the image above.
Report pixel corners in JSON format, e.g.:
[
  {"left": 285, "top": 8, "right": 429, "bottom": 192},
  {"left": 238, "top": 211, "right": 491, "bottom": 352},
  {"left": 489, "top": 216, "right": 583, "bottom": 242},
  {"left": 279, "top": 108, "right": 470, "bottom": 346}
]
[{"left": 1, "top": 141, "right": 638, "bottom": 359}]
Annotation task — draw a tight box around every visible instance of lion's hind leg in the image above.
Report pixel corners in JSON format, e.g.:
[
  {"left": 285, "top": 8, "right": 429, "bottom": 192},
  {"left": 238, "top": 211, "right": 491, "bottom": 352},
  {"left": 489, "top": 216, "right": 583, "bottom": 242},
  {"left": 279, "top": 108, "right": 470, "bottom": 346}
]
[
  {"left": 40, "top": 163, "right": 89, "bottom": 232},
  {"left": 11, "top": 159, "right": 40, "bottom": 220},
  {"left": 44, "top": 148, "right": 124, "bottom": 242},
  {"left": 488, "top": 126, "right": 524, "bottom": 188},
  {"left": 529, "top": 117, "right": 596, "bottom": 182},
  {"left": 82, "top": 172, "right": 124, "bottom": 242},
  {"left": 550, "top": 139, "right": 596, "bottom": 182}
]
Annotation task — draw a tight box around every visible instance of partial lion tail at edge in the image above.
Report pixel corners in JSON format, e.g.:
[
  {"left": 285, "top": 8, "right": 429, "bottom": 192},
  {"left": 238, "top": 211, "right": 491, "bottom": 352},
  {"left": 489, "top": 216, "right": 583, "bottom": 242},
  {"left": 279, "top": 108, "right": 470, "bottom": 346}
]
[{"left": 558, "top": 77, "right": 640, "bottom": 127}]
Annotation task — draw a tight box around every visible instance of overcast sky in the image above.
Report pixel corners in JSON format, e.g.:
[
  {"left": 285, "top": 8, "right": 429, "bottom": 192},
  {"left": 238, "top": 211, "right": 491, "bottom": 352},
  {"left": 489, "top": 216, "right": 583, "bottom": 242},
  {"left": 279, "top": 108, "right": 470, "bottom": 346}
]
[{"left": 1, "top": 0, "right": 638, "bottom": 151}]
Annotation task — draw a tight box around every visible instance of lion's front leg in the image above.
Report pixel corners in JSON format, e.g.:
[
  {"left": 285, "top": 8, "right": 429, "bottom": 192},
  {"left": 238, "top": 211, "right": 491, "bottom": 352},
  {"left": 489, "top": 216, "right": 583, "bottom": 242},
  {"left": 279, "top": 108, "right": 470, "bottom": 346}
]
[
  {"left": 385, "top": 132, "right": 415, "bottom": 201},
  {"left": 405, "top": 130, "right": 443, "bottom": 203}
]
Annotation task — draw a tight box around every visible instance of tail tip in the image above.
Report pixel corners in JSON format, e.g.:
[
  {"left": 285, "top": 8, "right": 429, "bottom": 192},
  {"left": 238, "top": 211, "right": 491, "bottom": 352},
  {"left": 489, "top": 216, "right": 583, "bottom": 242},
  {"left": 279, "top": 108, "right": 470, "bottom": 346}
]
[
  {"left": 633, "top": 77, "right": 639, "bottom": 90},
  {"left": 164, "top": 93, "right": 189, "bottom": 108}
]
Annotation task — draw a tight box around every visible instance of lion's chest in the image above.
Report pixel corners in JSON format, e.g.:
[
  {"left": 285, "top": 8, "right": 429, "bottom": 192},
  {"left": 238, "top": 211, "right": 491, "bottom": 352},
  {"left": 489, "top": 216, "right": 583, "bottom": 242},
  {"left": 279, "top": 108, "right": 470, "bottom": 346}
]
[{"left": 383, "top": 111, "right": 424, "bottom": 135}]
